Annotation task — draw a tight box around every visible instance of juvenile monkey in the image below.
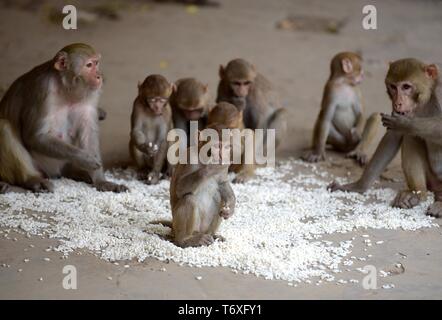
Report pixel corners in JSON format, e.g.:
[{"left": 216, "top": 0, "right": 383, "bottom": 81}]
[
  {"left": 129, "top": 75, "right": 173, "bottom": 184},
  {"left": 329, "top": 58, "right": 442, "bottom": 217},
  {"left": 216, "top": 58, "right": 287, "bottom": 154},
  {"left": 207, "top": 102, "right": 256, "bottom": 183},
  {"left": 170, "top": 77, "right": 211, "bottom": 148},
  {"left": 166, "top": 125, "right": 235, "bottom": 248},
  {"left": 302, "top": 52, "right": 380, "bottom": 165},
  {"left": 0, "top": 43, "right": 128, "bottom": 193}
]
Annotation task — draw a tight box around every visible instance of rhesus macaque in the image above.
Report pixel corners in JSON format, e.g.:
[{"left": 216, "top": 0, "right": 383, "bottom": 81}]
[
  {"left": 129, "top": 74, "right": 173, "bottom": 184},
  {"left": 302, "top": 52, "right": 380, "bottom": 165},
  {"left": 207, "top": 102, "right": 256, "bottom": 183},
  {"left": 329, "top": 58, "right": 442, "bottom": 217},
  {"left": 0, "top": 43, "right": 128, "bottom": 193},
  {"left": 216, "top": 58, "right": 287, "bottom": 154},
  {"left": 167, "top": 124, "right": 235, "bottom": 248},
  {"left": 170, "top": 77, "right": 211, "bottom": 146}
]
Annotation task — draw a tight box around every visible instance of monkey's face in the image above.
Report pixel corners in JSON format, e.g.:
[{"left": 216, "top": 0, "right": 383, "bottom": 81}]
[
  {"left": 386, "top": 81, "right": 418, "bottom": 115},
  {"left": 177, "top": 98, "right": 206, "bottom": 120},
  {"left": 146, "top": 96, "right": 168, "bottom": 115},
  {"left": 79, "top": 54, "right": 103, "bottom": 90},
  {"left": 230, "top": 79, "right": 253, "bottom": 98}
]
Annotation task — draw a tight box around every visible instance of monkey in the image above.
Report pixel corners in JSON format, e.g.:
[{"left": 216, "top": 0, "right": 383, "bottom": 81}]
[
  {"left": 207, "top": 101, "right": 256, "bottom": 183},
  {"left": 216, "top": 58, "right": 288, "bottom": 156},
  {"left": 170, "top": 77, "right": 211, "bottom": 148},
  {"left": 0, "top": 43, "right": 128, "bottom": 194},
  {"left": 155, "top": 124, "right": 235, "bottom": 248},
  {"left": 129, "top": 74, "right": 173, "bottom": 185},
  {"left": 301, "top": 52, "right": 381, "bottom": 166},
  {"left": 328, "top": 58, "right": 442, "bottom": 218}
]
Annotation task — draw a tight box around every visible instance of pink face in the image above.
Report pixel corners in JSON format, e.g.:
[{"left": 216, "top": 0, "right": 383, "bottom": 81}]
[
  {"left": 81, "top": 54, "right": 102, "bottom": 89},
  {"left": 231, "top": 80, "right": 252, "bottom": 97},
  {"left": 147, "top": 97, "right": 168, "bottom": 115},
  {"left": 351, "top": 69, "right": 364, "bottom": 85},
  {"left": 386, "top": 81, "right": 417, "bottom": 115}
]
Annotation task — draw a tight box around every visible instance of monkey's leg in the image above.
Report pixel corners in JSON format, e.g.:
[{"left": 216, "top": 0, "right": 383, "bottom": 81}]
[
  {"left": 0, "top": 119, "right": 53, "bottom": 193},
  {"left": 129, "top": 142, "right": 153, "bottom": 181},
  {"left": 266, "top": 108, "right": 287, "bottom": 150},
  {"left": 347, "top": 113, "right": 381, "bottom": 166},
  {"left": 327, "top": 125, "right": 351, "bottom": 152},
  {"left": 172, "top": 195, "right": 214, "bottom": 248},
  {"left": 425, "top": 173, "right": 442, "bottom": 218},
  {"left": 393, "top": 136, "right": 428, "bottom": 209}
]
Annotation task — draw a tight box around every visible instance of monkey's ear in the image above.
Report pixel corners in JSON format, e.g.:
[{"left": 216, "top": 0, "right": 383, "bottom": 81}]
[
  {"left": 54, "top": 51, "right": 68, "bottom": 71},
  {"left": 171, "top": 83, "right": 177, "bottom": 92},
  {"left": 425, "top": 64, "right": 439, "bottom": 80},
  {"left": 219, "top": 65, "right": 225, "bottom": 79},
  {"left": 137, "top": 81, "right": 142, "bottom": 89},
  {"left": 341, "top": 58, "right": 353, "bottom": 74}
]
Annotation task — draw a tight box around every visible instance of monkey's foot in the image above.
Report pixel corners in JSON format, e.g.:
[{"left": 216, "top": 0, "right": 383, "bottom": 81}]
[
  {"left": 144, "top": 172, "right": 160, "bottom": 185},
  {"left": 233, "top": 172, "right": 253, "bottom": 184},
  {"left": 213, "top": 234, "right": 226, "bottom": 242},
  {"left": 95, "top": 181, "right": 129, "bottom": 193},
  {"left": 178, "top": 234, "right": 214, "bottom": 248},
  {"left": 426, "top": 201, "right": 442, "bottom": 218},
  {"left": 23, "top": 178, "right": 54, "bottom": 193},
  {"left": 346, "top": 149, "right": 367, "bottom": 166},
  {"left": 0, "top": 182, "right": 10, "bottom": 194},
  {"left": 392, "top": 190, "right": 421, "bottom": 209},
  {"left": 327, "top": 181, "right": 366, "bottom": 194},
  {"left": 301, "top": 150, "right": 325, "bottom": 163}
]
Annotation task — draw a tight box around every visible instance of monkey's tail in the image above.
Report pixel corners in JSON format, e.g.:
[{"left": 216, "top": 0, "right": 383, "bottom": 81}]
[{"left": 150, "top": 219, "right": 173, "bottom": 229}]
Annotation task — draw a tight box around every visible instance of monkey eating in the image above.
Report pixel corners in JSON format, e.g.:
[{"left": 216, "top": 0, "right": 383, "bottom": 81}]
[
  {"left": 216, "top": 58, "right": 287, "bottom": 156},
  {"left": 159, "top": 124, "right": 236, "bottom": 248},
  {"left": 302, "top": 52, "right": 380, "bottom": 166},
  {"left": 329, "top": 58, "right": 442, "bottom": 218},
  {"left": 170, "top": 77, "right": 211, "bottom": 148},
  {"left": 207, "top": 102, "right": 256, "bottom": 183},
  {"left": 129, "top": 74, "right": 173, "bottom": 184},
  {"left": 0, "top": 43, "right": 128, "bottom": 193}
]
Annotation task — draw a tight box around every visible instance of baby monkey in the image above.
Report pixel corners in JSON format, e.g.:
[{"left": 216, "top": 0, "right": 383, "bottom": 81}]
[
  {"left": 129, "top": 75, "right": 173, "bottom": 184},
  {"left": 168, "top": 124, "right": 236, "bottom": 248},
  {"left": 302, "top": 52, "right": 380, "bottom": 165},
  {"left": 208, "top": 102, "right": 256, "bottom": 183}
]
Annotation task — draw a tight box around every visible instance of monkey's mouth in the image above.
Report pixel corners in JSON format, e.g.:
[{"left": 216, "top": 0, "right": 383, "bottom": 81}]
[
  {"left": 392, "top": 111, "right": 412, "bottom": 117},
  {"left": 184, "top": 109, "right": 203, "bottom": 120}
]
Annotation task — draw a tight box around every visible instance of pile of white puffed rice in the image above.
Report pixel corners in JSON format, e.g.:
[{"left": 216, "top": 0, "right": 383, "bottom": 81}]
[{"left": 0, "top": 159, "right": 437, "bottom": 283}]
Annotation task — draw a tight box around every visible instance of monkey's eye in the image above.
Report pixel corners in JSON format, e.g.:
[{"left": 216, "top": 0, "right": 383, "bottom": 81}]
[
  {"left": 244, "top": 81, "right": 251, "bottom": 86},
  {"left": 86, "top": 62, "right": 93, "bottom": 68},
  {"left": 402, "top": 84, "right": 412, "bottom": 90},
  {"left": 389, "top": 84, "right": 397, "bottom": 91}
]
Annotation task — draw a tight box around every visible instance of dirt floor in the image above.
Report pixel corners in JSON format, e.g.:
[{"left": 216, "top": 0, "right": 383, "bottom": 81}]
[{"left": 1, "top": 0, "right": 442, "bottom": 299}]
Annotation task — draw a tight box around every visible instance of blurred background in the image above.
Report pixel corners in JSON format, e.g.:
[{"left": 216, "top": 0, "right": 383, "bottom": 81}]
[{"left": 0, "top": 0, "right": 441, "bottom": 167}]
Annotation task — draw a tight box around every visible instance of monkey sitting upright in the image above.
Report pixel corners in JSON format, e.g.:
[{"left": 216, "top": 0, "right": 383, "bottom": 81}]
[
  {"left": 169, "top": 77, "right": 211, "bottom": 149},
  {"left": 0, "top": 43, "right": 128, "bottom": 193},
  {"left": 207, "top": 102, "right": 256, "bottom": 183},
  {"left": 216, "top": 58, "right": 288, "bottom": 155},
  {"left": 302, "top": 52, "right": 380, "bottom": 166},
  {"left": 166, "top": 124, "right": 236, "bottom": 248},
  {"left": 329, "top": 58, "right": 442, "bottom": 218},
  {"left": 129, "top": 75, "right": 174, "bottom": 184}
]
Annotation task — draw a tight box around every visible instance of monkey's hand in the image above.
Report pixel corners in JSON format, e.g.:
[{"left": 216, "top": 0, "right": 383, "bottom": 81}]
[
  {"left": 327, "top": 181, "right": 367, "bottom": 194},
  {"left": 145, "top": 172, "right": 160, "bottom": 185},
  {"left": 381, "top": 113, "right": 412, "bottom": 133},
  {"left": 346, "top": 149, "right": 367, "bottom": 166},
  {"left": 301, "top": 150, "right": 325, "bottom": 163},
  {"left": 74, "top": 151, "right": 102, "bottom": 171},
  {"left": 219, "top": 203, "right": 234, "bottom": 219},
  {"left": 139, "top": 142, "right": 159, "bottom": 157},
  {"left": 95, "top": 181, "right": 129, "bottom": 193}
]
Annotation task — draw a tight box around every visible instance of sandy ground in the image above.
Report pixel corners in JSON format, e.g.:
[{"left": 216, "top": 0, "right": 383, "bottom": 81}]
[{"left": 1, "top": 0, "right": 442, "bottom": 299}]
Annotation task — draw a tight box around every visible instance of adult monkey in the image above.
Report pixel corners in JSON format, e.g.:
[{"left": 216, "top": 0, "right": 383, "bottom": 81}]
[
  {"left": 0, "top": 43, "right": 128, "bottom": 193},
  {"left": 329, "top": 58, "right": 441, "bottom": 217},
  {"left": 216, "top": 58, "right": 287, "bottom": 154}
]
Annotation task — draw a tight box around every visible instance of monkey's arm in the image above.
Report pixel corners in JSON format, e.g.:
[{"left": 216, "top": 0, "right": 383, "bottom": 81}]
[
  {"left": 218, "top": 179, "right": 236, "bottom": 216},
  {"left": 130, "top": 107, "right": 147, "bottom": 150},
  {"left": 308, "top": 94, "right": 337, "bottom": 159},
  {"left": 152, "top": 138, "right": 168, "bottom": 174},
  {"left": 382, "top": 113, "right": 442, "bottom": 146},
  {"left": 329, "top": 130, "right": 403, "bottom": 193}
]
